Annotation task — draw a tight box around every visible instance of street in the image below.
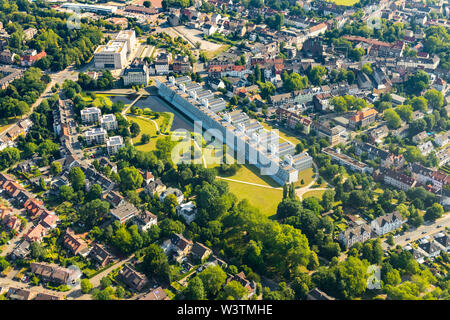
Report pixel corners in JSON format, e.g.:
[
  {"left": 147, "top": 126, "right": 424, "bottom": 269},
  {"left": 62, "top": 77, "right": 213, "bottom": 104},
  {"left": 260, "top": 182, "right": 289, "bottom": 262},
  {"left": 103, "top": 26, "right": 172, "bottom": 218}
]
[{"left": 382, "top": 214, "right": 450, "bottom": 250}]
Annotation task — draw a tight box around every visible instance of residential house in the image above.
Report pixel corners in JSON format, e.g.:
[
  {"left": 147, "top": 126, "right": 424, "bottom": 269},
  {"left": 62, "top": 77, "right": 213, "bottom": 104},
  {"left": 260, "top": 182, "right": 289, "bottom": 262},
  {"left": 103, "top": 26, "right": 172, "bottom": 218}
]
[
  {"left": 349, "top": 109, "right": 378, "bottom": 129},
  {"left": 81, "top": 107, "right": 101, "bottom": 124},
  {"left": 20, "top": 50, "right": 46, "bottom": 67},
  {"left": 24, "top": 223, "right": 48, "bottom": 243},
  {"left": 412, "top": 131, "right": 429, "bottom": 144},
  {"left": 306, "top": 288, "right": 335, "bottom": 300},
  {"left": 135, "top": 210, "right": 158, "bottom": 232},
  {"left": 435, "top": 132, "right": 449, "bottom": 147},
  {"left": 159, "top": 187, "right": 184, "bottom": 204},
  {"left": 106, "top": 136, "right": 124, "bottom": 155},
  {"left": 418, "top": 141, "right": 434, "bottom": 156},
  {"left": 30, "top": 262, "right": 81, "bottom": 285},
  {"left": 138, "top": 287, "right": 169, "bottom": 300},
  {"left": 382, "top": 168, "right": 417, "bottom": 191},
  {"left": 89, "top": 243, "right": 115, "bottom": 267},
  {"left": 370, "top": 212, "right": 405, "bottom": 236},
  {"left": 162, "top": 233, "right": 193, "bottom": 263},
  {"left": 103, "top": 190, "right": 126, "bottom": 208},
  {"left": 142, "top": 171, "right": 155, "bottom": 185},
  {"left": 7, "top": 288, "right": 36, "bottom": 301},
  {"left": 145, "top": 178, "right": 167, "bottom": 197},
  {"left": 225, "top": 272, "right": 257, "bottom": 298},
  {"left": 119, "top": 264, "right": 149, "bottom": 292},
  {"left": 63, "top": 228, "right": 89, "bottom": 257},
  {"left": 100, "top": 114, "right": 118, "bottom": 131},
  {"left": 339, "top": 224, "right": 372, "bottom": 248},
  {"left": 419, "top": 241, "right": 441, "bottom": 259},
  {"left": 110, "top": 201, "right": 139, "bottom": 224},
  {"left": 191, "top": 242, "right": 212, "bottom": 262},
  {"left": 176, "top": 201, "right": 197, "bottom": 224}
]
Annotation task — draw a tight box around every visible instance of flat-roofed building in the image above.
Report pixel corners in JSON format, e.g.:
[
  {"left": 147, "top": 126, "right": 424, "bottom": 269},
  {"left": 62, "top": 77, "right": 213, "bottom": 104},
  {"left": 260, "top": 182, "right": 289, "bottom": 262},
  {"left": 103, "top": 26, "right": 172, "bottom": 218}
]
[
  {"left": 100, "top": 113, "right": 118, "bottom": 131},
  {"left": 94, "top": 40, "right": 127, "bottom": 69},
  {"left": 85, "top": 127, "right": 107, "bottom": 145},
  {"left": 323, "top": 147, "right": 373, "bottom": 174},
  {"left": 106, "top": 135, "right": 124, "bottom": 155},
  {"left": 115, "top": 30, "right": 136, "bottom": 53},
  {"left": 81, "top": 107, "right": 101, "bottom": 124},
  {"left": 284, "top": 152, "right": 313, "bottom": 171},
  {"left": 110, "top": 201, "right": 139, "bottom": 224}
]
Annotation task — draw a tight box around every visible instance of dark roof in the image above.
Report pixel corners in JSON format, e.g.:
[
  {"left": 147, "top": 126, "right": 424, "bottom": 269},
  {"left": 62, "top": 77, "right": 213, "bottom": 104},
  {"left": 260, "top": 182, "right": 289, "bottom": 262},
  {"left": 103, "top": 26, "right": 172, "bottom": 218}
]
[{"left": 306, "top": 288, "right": 335, "bottom": 300}]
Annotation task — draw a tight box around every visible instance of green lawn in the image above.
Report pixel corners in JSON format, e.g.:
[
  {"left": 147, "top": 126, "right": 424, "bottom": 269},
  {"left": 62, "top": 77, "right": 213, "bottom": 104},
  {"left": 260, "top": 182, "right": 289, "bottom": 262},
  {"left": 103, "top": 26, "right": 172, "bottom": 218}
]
[
  {"left": 295, "top": 168, "right": 315, "bottom": 188},
  {"left": 225, "top": 180, "right": 283, "bottom": 217},
  {"left": 218, "top": 164, "right": 280, "bottom": 188},
  {"left": 303, "top": 189, "right": 326, "bottom": 200},
  {"left": 81, "top": 93, "right": 113, "bottom": 107},
  {"left": 128, "top": 115, "right": 161, "bottom": 152}
]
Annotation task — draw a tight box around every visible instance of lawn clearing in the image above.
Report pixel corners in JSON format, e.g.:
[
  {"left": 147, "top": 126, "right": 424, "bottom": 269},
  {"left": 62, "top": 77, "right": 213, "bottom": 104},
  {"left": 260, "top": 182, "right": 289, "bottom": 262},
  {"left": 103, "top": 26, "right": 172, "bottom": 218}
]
[
  {"left": 295, "top": 168, "right": 315, "bottom": 187},
  {"left": 224, "top": 180, "right": 283, "bottom": 217},
  {"left": 202, "top": 44, "right": 231, "bottom": 60},
  {"left": 128, "top": 115, "right": 160, "bottom": 152},
  {"left": 303, "top": 189, "right": 326, "bottom": 200}
]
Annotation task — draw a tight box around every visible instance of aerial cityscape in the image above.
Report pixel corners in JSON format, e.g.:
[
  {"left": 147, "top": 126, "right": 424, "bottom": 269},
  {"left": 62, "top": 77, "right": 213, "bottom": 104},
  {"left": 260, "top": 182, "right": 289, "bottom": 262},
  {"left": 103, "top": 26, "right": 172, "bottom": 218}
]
[{"left": 0, "top": 0, "right": 449, "bottom": 304}]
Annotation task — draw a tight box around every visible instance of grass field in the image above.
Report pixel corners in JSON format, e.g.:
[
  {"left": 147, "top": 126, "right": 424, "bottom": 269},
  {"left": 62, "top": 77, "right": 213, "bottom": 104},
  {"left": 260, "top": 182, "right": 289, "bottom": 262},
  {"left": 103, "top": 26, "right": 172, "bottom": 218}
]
[
  {"left": 225, "top": 180, "right": 283, "bottom": 217},
  {"left": 295, "top": 168, "right": 315, "bottom": 188},
  {"left": 202, "top": 44, "right": 231, "bottom": 60},
  {"left": 0, "top": 118, "right": 17, "bottom": 135},
  {"left": 81, "top": 93, "right": 113, "bottom": 107},
  {"left": 128, "top": 115, "right": 161, "bottom": 152},
  {"left": 303, "top": 189, "right": 326, "bottom": 200},
  {"left": 327, "top": 0, "right": 359, "bottom": 6}
]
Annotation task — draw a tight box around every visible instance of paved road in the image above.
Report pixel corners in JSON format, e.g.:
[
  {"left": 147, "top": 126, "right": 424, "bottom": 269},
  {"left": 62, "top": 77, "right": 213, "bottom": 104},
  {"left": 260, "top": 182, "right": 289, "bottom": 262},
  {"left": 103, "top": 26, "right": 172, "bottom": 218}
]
[
  {"left": 216, "top": 177, "right": 282, "bottom": 190},
  {"left": 382, "top": 214, "right": 450, "bottom": 250}
]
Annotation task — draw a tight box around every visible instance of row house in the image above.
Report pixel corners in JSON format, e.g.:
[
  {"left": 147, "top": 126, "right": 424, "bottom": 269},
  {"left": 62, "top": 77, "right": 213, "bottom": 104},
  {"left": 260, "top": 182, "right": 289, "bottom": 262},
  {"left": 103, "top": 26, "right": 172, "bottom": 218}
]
[
  {"left": 353, "top": 141, "right": 405, "bottom": 169},
  {"left": 381, "top": 168, "right": 417, "bottom": 191},
  {"left": 0, "top": 205, "right": 21, "bottom": 232},
  {"left": 410, "top": 163, "right": 450, "bottom": 190},
  {"left": 30, "top": 262, "right": 81, "bottom": 285},
  {"left": 276, "top": 106, "right": 312, "bottom": 134}
]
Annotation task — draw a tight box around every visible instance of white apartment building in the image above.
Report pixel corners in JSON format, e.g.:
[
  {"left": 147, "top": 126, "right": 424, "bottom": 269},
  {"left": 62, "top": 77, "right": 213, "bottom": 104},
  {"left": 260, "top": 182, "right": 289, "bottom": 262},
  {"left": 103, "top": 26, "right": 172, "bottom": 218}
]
[
  {"left": 115, "top": 30, "right": 136, "bottom": 53},
  {"left": 100, "top": 114, "right": 118, "bottom": 131},
  {"left": 94, "top": 40, "right": 127, "bottom": 69},
  {"left": 85, "top": 127, "right": 107, "bottom": 145},
  {"left": 81, "top": 107, "right": 101, "bottom": 124},
  {"left": 106, "top": 135, "right": 124, "bottom": 155}
]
